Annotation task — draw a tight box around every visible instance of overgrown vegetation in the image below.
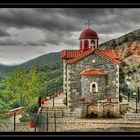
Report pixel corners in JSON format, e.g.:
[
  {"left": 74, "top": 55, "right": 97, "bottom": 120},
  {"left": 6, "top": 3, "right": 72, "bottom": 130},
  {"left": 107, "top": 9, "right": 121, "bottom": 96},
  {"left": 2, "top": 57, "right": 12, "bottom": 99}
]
[
  {"left": 0, "top": 52, "right": 63, "bottom": 119},
  {"left": 119, "top": 61, "right": 130, "bottom": 96},
  {"left": 0, "top": 65, "right": 46, "bottom": 119},
  {"left": 119, "top": 60, "right": 139, "bottom": 98}
]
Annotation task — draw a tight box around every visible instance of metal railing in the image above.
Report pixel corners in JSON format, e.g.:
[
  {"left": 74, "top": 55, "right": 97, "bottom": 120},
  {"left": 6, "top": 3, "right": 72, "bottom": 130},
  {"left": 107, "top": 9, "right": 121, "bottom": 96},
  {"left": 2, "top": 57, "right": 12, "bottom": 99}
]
[{"left": 1, "top": 111, "right": 140, "bottom": 132}]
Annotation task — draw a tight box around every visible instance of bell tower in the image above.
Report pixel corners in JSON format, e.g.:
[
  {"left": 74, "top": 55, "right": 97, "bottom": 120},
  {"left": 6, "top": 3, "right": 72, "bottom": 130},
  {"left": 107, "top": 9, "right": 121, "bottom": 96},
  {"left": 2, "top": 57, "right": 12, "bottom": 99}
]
[{"left": 79, "top": 19, "right": 99, "bottom": 51}]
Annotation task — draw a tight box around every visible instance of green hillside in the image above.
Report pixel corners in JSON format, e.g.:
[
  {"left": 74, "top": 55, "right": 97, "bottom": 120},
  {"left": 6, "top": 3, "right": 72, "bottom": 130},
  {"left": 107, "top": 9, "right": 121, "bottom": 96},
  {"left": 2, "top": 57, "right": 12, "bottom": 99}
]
[
  {"left": 20, "top": 52, "right": 62, "bottom": 68},
  {"left": 0, "top": 64, "right": 16, "bottom": 77},
  {"left": 0, "top": 52, "right": 63, "bottom": 97},
  {"left": 20, "top": 52, "right": 63, "bottom": 96}
]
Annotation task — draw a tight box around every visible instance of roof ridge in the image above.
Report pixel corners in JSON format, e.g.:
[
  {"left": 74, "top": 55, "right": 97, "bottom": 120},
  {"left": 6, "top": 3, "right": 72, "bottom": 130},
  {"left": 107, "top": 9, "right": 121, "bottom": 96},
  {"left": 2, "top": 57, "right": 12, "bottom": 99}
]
[
  {"left": 61, "top": 48, "right": 121, "bottom": 64},
  {"left": 66, "top": 48, "right": 95, "bottom": 64},
  {"left": 95, "top": 50, "right": 121, "bottom": 64},
  {"left": 97, "top": 49, "right": 120, "bottom": 59}
]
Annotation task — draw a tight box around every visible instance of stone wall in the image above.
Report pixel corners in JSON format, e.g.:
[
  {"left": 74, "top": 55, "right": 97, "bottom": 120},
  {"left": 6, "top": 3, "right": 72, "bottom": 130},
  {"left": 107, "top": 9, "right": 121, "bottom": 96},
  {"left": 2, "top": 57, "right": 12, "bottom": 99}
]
[
  {"left": 66, "top": 53, "right": 119, "bottom": 111},
  {"left": 103, "top": 103, "right": 120, "bottom": 117},
  {"left": 81, "top": 76, "right": 107, "bottom": 100},
  {"left": 83, "top": 102, "right": 120, "bottom": 118}
]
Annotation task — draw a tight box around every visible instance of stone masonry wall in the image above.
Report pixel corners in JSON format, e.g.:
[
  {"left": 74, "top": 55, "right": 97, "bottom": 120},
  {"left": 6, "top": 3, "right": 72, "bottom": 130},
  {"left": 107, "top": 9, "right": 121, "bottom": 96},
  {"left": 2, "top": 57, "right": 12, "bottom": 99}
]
[
  {"left": 81, "top": 76, "right": 107, "bottom": 100},
  {"left": 66, "top": 53, "right": 119, "bottom": 111}
]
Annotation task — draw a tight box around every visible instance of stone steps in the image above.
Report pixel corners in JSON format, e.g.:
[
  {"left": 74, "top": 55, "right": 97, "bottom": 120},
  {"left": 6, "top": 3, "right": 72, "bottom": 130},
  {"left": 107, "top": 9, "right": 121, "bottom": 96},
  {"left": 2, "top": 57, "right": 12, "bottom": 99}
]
[{"left": 123, "top": 111, "right": 140, "bottom": 120}]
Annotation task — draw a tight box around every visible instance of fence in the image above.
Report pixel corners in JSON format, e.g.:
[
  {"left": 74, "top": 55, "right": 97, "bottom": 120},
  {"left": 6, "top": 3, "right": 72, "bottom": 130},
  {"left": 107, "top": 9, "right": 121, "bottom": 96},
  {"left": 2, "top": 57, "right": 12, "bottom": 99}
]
[{"left": 1, "top": 111, "right": 140, "bottom": 132}]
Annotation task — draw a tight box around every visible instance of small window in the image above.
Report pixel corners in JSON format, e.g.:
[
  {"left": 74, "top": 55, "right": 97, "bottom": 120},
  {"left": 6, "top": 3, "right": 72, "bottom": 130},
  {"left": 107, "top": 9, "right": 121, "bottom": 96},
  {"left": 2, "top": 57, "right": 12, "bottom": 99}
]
[
  {"left": 92, "top": 84, "right": 96, "bottom": 92},
  {"left": 90, "top": 82, "right": 98, "bottom": 93}
]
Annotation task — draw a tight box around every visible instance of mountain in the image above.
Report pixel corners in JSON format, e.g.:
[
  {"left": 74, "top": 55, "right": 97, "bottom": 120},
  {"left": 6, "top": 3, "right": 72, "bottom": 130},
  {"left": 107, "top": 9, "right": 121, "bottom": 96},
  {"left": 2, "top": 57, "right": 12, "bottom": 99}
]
[
  {"left": 100, "top": 29, "right": 140, "bottom": 67},
  {"left": 19, "top": 52, "right": 62, "bottom": 68},
  {"left": 100, "top": 29, "right": 140, "bottom": 95},
  {"left": 0, "top": 64, "right": 16, "bottom": 77},
  {"left": 18, "top": 52, "right": 63, "bottom": 96},
  {"left": 0, "top": 52, "right": 63, "bottom": 96},
  {"left": 0, "top": 52, "right": 62, "bottom": 75}
]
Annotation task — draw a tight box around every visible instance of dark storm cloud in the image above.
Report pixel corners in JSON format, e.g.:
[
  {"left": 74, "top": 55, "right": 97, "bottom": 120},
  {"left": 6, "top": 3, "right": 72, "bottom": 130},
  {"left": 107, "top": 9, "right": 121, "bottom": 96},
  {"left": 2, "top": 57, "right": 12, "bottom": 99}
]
[
  {"left": 42, "top": 31, "right": 78, "bottom": 46},
  {"left": 0, "top": 9, "right": 80, "bottom": 32},
  {"left": 0, "top": 28, "right": 10, "bottom": 37},
  {"left": 0, "top": 39, "right": 24, "bottom": 46},
  {"left": 0, "top": 8, "right": 119, "bottom": 32},
  {"left": 27, "top": 41, "right": 46, "bottom": 46},
  {"left": 0, "top": 39, "right": 46, "bottom": 46},
  {"left": 0, "top": 8, "right": 140, "bottom": 46}
]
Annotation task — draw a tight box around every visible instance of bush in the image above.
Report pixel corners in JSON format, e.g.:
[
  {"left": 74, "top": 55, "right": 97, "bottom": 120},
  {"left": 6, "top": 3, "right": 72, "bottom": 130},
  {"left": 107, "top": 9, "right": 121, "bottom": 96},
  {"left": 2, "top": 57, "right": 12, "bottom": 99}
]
[{"left": 19, "top": 114, "right": 30, "bottom": 122}]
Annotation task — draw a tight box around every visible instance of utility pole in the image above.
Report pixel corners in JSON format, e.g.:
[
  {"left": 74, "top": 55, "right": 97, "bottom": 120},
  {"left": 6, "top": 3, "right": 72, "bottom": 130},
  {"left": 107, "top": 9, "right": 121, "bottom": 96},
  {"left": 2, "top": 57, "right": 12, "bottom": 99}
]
[
  {"left": 14, "top": 111, "right": 16, "bottom": 132},
  {"left": 66, "top": 92, "right": 67, "bottom": 106},
  {"left": 136, "top": 97, "right": 138, "bottom": 113},
  {"left": 133, "top": 92, "right": 138, "bottom": 113},
  {"left": 138, "top": 87, "right": 140, "bottom": 103},
  {"left": 128, "top": 89, "right": 130, "bottom": 102},
  {"left": 53, "top": 96, "right": 54, "bottom": 107}
]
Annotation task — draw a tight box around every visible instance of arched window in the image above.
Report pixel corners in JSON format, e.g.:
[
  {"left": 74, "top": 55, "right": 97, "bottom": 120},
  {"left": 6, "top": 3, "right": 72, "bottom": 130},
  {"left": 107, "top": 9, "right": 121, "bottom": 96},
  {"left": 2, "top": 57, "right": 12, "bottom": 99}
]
[
  {"left": 80, "top": 40, "right": 82, "bottom": 50},
  {"left": 90, "top": 82, "right": 98, "bottom": 93},
  {"left": 84, "top": 40, "right": 89, "bottom": 50},
  {"left": 91, "top": 40, "right": 95, "bottom": 49}
]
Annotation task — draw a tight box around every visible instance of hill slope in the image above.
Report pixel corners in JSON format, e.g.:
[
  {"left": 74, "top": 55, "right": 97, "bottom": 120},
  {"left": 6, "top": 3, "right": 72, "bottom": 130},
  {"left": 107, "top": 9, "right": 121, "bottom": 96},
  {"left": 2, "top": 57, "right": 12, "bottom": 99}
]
[
  {"left": 20, "top": 52, "right": 62, "bottom": 68},
  {"left": 100, "top": 29, "right": 140, "bottom": 95},
  {"left": 100, "top": 29, "right": 140, "bottom": 67},
  {"left": 19, "top": 52, "right": 63, "bottom": 96},
  {"left": 0, "top": 52, "right": 63, "bottom": 97}
]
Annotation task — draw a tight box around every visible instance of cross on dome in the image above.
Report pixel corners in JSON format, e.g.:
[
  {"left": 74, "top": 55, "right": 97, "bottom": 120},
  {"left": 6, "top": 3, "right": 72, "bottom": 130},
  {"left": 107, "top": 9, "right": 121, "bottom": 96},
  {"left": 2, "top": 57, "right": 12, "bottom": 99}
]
[{"left": 85, "top": 18, "right": 94, "bottom": 28}]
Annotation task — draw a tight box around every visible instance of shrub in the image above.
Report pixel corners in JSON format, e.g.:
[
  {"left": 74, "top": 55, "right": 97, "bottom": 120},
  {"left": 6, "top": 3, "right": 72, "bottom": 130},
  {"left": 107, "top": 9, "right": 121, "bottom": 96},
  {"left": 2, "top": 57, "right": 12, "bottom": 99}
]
[{"left": 19, "top": 114, "right": 30, "bottom": 122}]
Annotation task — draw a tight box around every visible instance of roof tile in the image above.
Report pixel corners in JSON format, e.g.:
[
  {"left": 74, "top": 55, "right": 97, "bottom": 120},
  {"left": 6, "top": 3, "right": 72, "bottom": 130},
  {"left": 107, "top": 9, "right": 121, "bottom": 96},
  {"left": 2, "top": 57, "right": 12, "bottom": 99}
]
[
  {"left": 60, "top": 48, "right": 121, "bottom": 64},
  {"left": 66, "top": 49, "right": 95, "bottom": 64},
  {"left": 60, "top": 50, "right": 82, "bottom": 59}
]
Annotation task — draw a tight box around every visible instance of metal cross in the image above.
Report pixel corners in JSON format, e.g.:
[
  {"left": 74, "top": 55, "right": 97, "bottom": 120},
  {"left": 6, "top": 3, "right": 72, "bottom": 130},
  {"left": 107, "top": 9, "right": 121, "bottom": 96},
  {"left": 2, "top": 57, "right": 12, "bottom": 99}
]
[{"left": 85, "top": 19, "right": 94, "bottom": 28}]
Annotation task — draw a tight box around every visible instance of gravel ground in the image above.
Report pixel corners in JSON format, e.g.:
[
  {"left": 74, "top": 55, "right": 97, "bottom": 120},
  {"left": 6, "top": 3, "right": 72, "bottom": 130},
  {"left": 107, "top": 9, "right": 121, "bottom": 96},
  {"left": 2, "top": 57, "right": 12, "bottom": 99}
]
[{"left": 1, "top": 95, "right": 140, "bottom": 132}]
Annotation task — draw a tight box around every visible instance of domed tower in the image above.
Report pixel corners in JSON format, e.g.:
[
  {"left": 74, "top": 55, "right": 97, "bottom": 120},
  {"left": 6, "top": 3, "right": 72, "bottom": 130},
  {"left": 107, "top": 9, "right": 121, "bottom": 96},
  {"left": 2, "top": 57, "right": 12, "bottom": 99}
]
[{"left": 79, "top": 28, "right": 99, "bottom": 51}]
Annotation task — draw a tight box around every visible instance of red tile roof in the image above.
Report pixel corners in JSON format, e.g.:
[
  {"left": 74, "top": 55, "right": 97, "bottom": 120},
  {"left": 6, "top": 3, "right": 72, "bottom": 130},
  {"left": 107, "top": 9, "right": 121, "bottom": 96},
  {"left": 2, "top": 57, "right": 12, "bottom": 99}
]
[
  {"left": 96, "top": 50, "right": 120, "bottom": 59},
  {"left": 60, "top": 50, "right": 82, "bottom": 59},
  {"left": 95, "top": 49, "right": 121, "bottom": 64},
  {"left": 66, "top": 48, "right": 95, "bottom": 64},
  {"left": 60, "top": 48, "right": 121, "bottom": 64},
  {"left": 80, "top": 68, "right": 107, "bottom": 76}
]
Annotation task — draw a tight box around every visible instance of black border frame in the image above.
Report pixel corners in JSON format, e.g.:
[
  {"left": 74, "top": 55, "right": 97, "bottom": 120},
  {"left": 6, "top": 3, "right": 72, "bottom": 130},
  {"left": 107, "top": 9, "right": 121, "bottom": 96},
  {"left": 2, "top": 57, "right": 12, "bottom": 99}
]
[{"left": 0, "top": 2, "right": 140, "bottom": 137}]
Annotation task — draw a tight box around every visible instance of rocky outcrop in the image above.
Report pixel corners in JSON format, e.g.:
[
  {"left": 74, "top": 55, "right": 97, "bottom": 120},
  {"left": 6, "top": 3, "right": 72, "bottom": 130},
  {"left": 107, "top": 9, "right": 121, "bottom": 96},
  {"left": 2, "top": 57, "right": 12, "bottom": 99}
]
[
  {"left": 100, "top": 29, "right": 140, "bottom": 95},
  {"left": 100, "top": 29, "right": 140, "bottom": 65}
]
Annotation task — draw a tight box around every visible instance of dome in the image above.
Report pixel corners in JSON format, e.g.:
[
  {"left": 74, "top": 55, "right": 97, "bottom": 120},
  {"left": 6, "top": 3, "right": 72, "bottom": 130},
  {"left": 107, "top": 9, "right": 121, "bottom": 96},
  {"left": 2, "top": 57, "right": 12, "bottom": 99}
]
[{"left": 79, "top": 28, "right": 99, "bottom": 40}]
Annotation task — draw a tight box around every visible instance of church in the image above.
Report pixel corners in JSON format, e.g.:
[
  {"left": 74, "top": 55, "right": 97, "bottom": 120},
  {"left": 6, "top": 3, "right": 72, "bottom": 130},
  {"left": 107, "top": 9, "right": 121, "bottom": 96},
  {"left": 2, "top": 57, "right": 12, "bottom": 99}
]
[{"left": 60, "top": 24, "right": 128, "bottom": 118}]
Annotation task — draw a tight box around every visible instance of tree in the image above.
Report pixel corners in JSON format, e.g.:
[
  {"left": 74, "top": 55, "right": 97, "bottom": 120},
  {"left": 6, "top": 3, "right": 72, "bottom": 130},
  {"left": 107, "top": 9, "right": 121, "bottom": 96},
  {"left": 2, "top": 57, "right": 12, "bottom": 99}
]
[{"left": 0, "top": 65, "right": 46, "bottom": 118}]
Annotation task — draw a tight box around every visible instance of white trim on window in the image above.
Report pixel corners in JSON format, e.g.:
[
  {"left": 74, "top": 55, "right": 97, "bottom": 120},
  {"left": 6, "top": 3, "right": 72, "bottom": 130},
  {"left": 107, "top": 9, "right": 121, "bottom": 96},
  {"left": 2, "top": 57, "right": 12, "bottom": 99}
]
[{"left": 90, "top": 82, "right": 98, "bottom": 93}]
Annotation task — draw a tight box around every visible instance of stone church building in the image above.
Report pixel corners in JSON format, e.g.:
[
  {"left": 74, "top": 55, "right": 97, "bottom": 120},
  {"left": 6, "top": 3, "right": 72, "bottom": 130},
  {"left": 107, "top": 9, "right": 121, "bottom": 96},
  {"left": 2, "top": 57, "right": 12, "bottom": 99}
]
[{"left": 60, "top": 27, "right": 127, "bottom": 118}]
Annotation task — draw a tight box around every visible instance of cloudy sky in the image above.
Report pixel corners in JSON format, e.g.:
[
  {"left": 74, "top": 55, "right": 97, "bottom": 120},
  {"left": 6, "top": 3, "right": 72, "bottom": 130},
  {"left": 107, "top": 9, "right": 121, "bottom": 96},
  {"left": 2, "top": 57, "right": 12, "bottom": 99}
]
[{"left": 0, "top": 8, "right": 140, "bottom": 65}]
